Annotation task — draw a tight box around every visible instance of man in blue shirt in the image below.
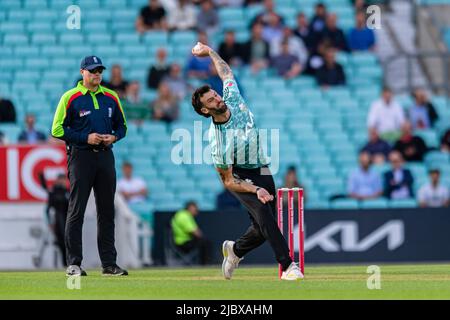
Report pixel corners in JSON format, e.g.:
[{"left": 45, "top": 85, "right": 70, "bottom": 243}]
[
  {"left": 18, "top": 114, "right": 47, "bottom": 144},
  {"left": 348, "top": 11, "right": 375, "bottom": 51},
  {"left": 348, "top": 151, "right": 383, "bottom": 200}
]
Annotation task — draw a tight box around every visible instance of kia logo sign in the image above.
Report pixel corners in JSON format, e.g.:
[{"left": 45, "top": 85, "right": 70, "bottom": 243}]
[
  {"left": 0, "top": 145, "right": 67, "bottom": 201},
  {"left": 294, "top": 220, "right": 405, "bottom": 252}
]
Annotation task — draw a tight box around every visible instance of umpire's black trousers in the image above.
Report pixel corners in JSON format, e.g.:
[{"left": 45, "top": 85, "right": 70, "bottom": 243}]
[
  {"left": 65, "top": 147, "right": 117, "bottom": 268},
  {"left": 230, "top": 166, "right": 292, "bottom": 271}
]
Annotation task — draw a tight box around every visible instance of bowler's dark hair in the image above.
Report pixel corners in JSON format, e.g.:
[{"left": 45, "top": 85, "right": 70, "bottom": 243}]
[{"left": 191, "top": 85, "right": 212, "bottom": 118}]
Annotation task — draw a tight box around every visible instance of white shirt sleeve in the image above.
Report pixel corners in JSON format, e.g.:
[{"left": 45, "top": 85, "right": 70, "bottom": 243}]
[
  {"left": 367, "top": 100, "right": 378, "bottom": 129},
  {"left": 291, "top": 37, "right": 308, "bottom": 66},
  {"left": 444, "top": 187, "right": 450, "bottom": 202},
  {"left": 136, "top": 177, "right": 147, "bottom": 191},
  {"left": 395, "top": 102, "right": 406, "bottom": 128},
  {"left": 417, "top": 185, "right": 426, "bottom": 203}
]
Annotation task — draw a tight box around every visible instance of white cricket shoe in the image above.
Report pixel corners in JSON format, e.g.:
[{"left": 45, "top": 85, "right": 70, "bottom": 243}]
[
  {"left": 222, "top": 240, "right": 243, "bottom": 280},
  {"left": 281, "top": 262, "right": 304, "bottom": 281}
]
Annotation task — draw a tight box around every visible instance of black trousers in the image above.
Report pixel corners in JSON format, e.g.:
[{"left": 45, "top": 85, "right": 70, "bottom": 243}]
[
  {"left": 176, "top": 237, "right": 212, "bottom": 265},
  {"left": 230, "top": 167, "right": 292, "bottom": 271},
  {"left": 65, "top": 148, "right": 117, "bottom": 268},
  {"left": 54, "top": 214, "right": 67, "bottom": 267}
]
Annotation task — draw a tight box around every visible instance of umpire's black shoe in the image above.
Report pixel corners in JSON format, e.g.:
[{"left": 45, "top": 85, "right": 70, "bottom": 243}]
[
  {"left": 66, "top": 265, "right": 87, "bottom": 276},
  {"left": 102, "top": 264, "right": 128, "bottom": 276}
]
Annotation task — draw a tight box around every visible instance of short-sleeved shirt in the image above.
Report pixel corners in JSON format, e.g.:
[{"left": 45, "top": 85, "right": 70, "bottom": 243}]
[
  {"left": 418, "top": 183, "right": 449, "bottom": 207},
  {"left": 347, "top": 167, "right": 382, "bottom": 197},
  {"left": 117, "top": 177, "right": 147, "bottom": 204},
  {"left": 140, "top": 6, "right": 166, "bottom": 27},
  {"left": 271, "top": 54, "right": 299, "bottom": 76},
  {"left": 171, "top": 210, "right": 198, "bottom": 246},
  {"left": 208, "top": 79, "right": 269, "bottom": 169}
]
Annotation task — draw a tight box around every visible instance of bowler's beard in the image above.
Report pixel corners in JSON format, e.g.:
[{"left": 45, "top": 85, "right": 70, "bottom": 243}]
[{"left": 215, "top": 102, "right": 227, "bottom": 114}]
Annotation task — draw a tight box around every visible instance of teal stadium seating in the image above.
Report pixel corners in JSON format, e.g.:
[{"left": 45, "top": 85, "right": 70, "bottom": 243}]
[{"left": 1, "top": 0, "right": 449, "bottom": 215}]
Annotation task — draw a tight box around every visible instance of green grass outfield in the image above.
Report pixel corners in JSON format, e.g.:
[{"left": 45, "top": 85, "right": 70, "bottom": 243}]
[{"left": 1, "top": 264, "right": 450, "bottom": 299}]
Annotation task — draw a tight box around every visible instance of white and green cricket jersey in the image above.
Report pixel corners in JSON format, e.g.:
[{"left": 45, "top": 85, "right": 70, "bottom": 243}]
[{"left": 209, "top": 78, "right": 270, "bottom": 169}]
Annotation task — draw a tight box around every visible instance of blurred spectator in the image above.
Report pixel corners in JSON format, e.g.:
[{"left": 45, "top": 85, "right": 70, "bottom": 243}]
[
  {"left": 441, "top": 128, "right": 450, "bottom": 153},
  {"left": 283, "top": 165, "right": 303, "bottom": 189},
  {"left": 251, "top": 0, "right": 283, "bottom": 28},
  {"left": 241, "top": 23, "right": 270, "bottom": 74},
  {"left": 162, "top": 63, "right": 190, "bottom": 100},
  {"left": 147, "top": 48, "right": 171, "bottom": 89},
  {"left": 117, "top": 162, "right": 148, "bottom": 204},
  {"left": 0, "top": 131, "right": 4, "bottom": 144},
  {"left": 353, "top": 0, "right": 368, "bottom": 11},
  {"left": 315, "top": 48, "right": 346, "bottom": 87},
  {"left": 282, "top": 165, "right": 307, "bottom": 204},
  {"left": 168, "top": 0, "right": 197, "bottom": 31},
  {"left": 0, "top": 96, "right": 16, "bottom": 123},
  {"left": 214, "top": 0, "right": 244, "bottom": 6},
  {"left": 309, "top": 2, "right": 328, "bottom": 50},
  {"left": 124, "top": 81, "right": 142, "bottom": 105},
  {"left": 322, "top": 13, "right": 349, "bottom": 52},
  {"left": 409, "top": 88, "right": 438, "bottom": 130},
  {"left": 367, "top": 87, "right": 405, "bottom": 143},
  {"left": 310, "top": 2, "right": 327, "bottom": 33},
  {"left": 186, "top": 32, "right": 213, "bottom": 79},
  {"left": 270, "top": 40, "right": 302, "bottom": 79},
  {"left": 122, "top": 81, "right": 150, "bottom": 120},
  {"left": 196, "top": 0, "right": 219, "bottom": 36},
  {"left": 171, "top": 201, "right": 211, "bottom": 265},
  {"left": 218, "top": 30, "right": 243, "bottom": 66},
  {"left": 348, "top": 151, "right": 383, "bottom": 200},
  {"left": 261, "top": 13, "right": 284, "bottom": 44},
  {"left": 393, "top": 121, "right": 428, "bottom": 162},
  {"left": 151, "top": 82, "right": 179, "bottom": 123},
  {"left": 216, "top": 188, "right": 242, "bottom": 209},
  {"left": 245, "top": 0, "right": 263, "bottom": 5},
  {"left": 135, "top": 0, "right": 168, "bottom": 33},
  {"left": 348, "top": 11, "right": 375, "bottom": 51},
  {"left": 18, "top": 114, "right": 46, "bottom": 144},
  {"left": 293, "top": 12, "right": 313, "bottom": 51},
  {"left": 105, "top": 64, "right": 129, "bottom": 99},
  {"left": 304, "top": 39, "right": 330, "bottom": 75},
  {"left": 270, "top": 26, "right": 308, "bottom": 69},
  {"left": 383, "top": 151, "right": 414, "bottom": 200},
  {"left": 418, "top": 169, "right": 450, "bottom": 208},
  {"left": 40, "top": 172, "right": 69, "bottom": 267},
  {"left": 361, "top": 128, "right": 392, "bottom": 164}
]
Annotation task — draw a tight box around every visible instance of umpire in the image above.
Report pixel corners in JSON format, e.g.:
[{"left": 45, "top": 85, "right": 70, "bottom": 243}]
[{"left": 51, "top": 56, "right": 128, "bottom": 276}]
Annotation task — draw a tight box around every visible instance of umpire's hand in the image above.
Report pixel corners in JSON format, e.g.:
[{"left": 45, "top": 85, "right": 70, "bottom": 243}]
[
  {"left": 101, "top": 134, "right": 117, "bottom": 146},
  {"left": 87, "top": 133, "right": 103, "bottom": 145}
]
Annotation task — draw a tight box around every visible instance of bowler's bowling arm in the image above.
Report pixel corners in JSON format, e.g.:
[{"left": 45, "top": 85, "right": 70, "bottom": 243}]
[{"left": 209, "top": 49, "right": 234, "bottom": 82}]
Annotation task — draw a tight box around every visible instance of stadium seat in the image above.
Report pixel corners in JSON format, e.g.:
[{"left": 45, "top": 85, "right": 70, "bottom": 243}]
[
  {"left": 8, "top": 10, "right": 33, "bottom": 21},
  {"left": 330, "top": 199, "right": 359, "bottom": 209},
  {"left": 4, "top": 34, "right": 29, "bottom": 46},
  {"left": 389, "top": 199, "right": 418, "bottom": 208},
  {"left": 360, "top": 199, "right": 389, "bottom": 209},
  {"left": 115, "top": 32, "right": 140, "bottom": 45},
  {"left": 143, "top": 32, "right": 168, "bottom": 47},
  {"left": 1, "top": 22, "right": 25, "bottom": 33},
  {"left": 14, "top": 46, "right": 39, "bottom": 58},
  {"left": 415, "top": 129, "right": 439, "bottom": 148},
  {"left": 32, "top": 33, "right": 56, "bottom": 46}
]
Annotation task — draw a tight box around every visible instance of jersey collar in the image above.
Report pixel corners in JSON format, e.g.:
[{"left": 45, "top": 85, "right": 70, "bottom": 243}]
[{"left": 77, "top": 81, "right": 105, "bottom": 95}]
